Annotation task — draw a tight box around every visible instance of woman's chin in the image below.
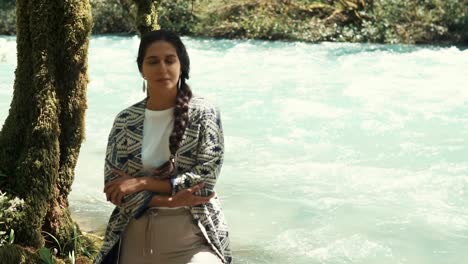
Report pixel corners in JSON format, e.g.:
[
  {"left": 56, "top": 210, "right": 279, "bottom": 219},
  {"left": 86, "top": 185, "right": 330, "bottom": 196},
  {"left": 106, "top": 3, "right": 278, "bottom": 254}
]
[{"left": 149, "top": 83, "right": 177, "bottom": 92}]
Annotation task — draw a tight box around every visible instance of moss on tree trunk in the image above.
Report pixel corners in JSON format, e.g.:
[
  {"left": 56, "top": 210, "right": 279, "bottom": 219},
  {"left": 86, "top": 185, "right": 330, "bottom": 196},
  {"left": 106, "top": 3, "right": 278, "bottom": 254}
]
[
  {"left": 134, "top": 0, "right": 160, "bottom": 34},
  {"left": 0, "top": 0, "right": 93, "bottom": 260},
  {"left": 0, "top": 244, "right": 42, "bottom": 264}
]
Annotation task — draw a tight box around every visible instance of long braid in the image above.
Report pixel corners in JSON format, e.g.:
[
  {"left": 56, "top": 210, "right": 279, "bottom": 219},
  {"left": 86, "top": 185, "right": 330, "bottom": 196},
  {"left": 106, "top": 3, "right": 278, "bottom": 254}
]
[
  {"left": 151, "top": 81, "right": 191, "bottom": 179},
  {"left": 169, "top": 80, "right": 192, "bottom": 156},
  {"left": 152, "top": 81, "right": 191, "bottom": 178}
]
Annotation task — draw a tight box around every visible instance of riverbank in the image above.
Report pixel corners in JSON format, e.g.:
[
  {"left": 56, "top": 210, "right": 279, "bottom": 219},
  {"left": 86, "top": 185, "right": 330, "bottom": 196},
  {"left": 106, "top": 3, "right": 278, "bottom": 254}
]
[{"left": 1, "top": 0, "right": 467, "bottom": 45}]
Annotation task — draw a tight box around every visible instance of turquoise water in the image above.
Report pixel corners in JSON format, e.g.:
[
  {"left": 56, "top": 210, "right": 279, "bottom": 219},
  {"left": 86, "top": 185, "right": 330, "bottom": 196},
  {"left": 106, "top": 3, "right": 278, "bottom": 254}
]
[{"left": 1, "top": 36, "right": 468, "bottom": 264}]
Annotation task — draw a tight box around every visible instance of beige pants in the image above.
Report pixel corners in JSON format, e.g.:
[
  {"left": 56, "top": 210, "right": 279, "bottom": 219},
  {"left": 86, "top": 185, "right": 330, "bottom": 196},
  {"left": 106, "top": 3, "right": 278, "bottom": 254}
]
[{"left": 119, "top": 207, "right": 222, "bottom": 264}]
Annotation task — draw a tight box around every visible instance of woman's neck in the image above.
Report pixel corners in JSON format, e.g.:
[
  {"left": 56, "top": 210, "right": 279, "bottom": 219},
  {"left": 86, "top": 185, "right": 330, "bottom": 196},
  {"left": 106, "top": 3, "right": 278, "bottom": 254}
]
[{"left": 146, "top": 89, "right": 177, "bottom": 110}]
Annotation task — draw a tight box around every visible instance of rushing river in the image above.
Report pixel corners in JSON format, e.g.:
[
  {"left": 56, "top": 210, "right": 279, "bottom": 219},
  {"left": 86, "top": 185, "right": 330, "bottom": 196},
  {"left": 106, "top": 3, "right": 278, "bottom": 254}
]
[{"left": 1, "top": 35, "right": 468, "bottom": 264}]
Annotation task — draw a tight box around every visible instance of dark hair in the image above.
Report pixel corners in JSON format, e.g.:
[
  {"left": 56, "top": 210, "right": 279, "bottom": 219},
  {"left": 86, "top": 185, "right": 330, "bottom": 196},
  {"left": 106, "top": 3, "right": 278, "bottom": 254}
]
[{"left": 137, "top": 30, "right": 193, "bottom": 157}]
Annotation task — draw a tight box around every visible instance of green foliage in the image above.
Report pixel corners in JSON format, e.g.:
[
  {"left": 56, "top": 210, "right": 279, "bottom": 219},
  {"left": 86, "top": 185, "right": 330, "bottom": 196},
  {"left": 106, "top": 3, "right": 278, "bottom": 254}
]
[
  {"left": 190, "top": 0, "right": 356, "bottom": 42},
  {"left": 359, "top": 0, "right": 468, "bottom": 44},
  {"left": 0, "top": 3, "right": 15, "bottom": 35},
  {"left": 189, "top": 0, "right": 467, "bottom": 44},
  {"left": 0, "top": 0, "right": 15, "bottom": 9},
  {"left": 38, "top": 247, "right": 55, "bottom": 264},
  {"left": 0, "top": 190, "right": 24, "bottom": 247},
  {"left": 192, "top": 0, "right": 305, "bottom": 40},
  {"left": 0, "top": 0, "right": 466, "bottom": 43},
  {"left": 42, "top": 230, "right": 63, "bottom": 255},
  {"left": 157, "top": 0, "right": 196, "bottom": 35},
  {"left": 90, "top": 0, "right": 136, "bottom": 34},
  {"left": 40, "top": 224, "right": 97, "bottom": 261},
  {"left": 236, "top": 5, "right": 293, "bottom": 40}
]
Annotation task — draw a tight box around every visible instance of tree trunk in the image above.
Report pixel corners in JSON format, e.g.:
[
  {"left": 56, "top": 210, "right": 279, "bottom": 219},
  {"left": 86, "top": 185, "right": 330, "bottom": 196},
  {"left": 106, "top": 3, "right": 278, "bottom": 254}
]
[
  {"left": 0, "top": 0, "right": 92, "bottom": 257},
  {"left": 134, "top": 0, "right": 160, "bottom": 34}
]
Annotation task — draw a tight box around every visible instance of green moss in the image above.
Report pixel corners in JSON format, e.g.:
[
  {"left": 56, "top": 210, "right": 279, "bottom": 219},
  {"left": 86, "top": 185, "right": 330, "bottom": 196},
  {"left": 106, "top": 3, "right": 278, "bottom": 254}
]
[
  {"left": 134, "top": 0, "right": 160, "bottom": 35},
  {"left": 0, "top": 244, "right": 41, "bottom": 264}
]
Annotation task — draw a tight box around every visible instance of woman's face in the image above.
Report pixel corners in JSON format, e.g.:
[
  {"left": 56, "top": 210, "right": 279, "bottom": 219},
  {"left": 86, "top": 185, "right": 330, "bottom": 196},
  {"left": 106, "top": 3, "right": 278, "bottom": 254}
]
[{"left": 141, "top": 40, "right": 181, "bottom": 93}]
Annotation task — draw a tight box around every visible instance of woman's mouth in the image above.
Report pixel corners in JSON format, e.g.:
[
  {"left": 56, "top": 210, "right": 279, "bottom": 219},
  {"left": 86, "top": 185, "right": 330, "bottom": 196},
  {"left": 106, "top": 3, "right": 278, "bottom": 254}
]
[{"left": 156, "top": 78, "right": 171, "bottom": 82}]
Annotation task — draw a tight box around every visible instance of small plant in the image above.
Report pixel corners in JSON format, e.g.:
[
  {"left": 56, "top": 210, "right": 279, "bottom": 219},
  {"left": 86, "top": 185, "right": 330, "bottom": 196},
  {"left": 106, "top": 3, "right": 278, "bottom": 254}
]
[
  {"left": 40, "top": 224, "right": 95, "bottom": 264},
  {"left": 38, "top": 247, "right": 55, "bottom": 264},
  {"left": 42, "top": 230, "right": 63, "bottom": 255},
  {"left": 68, "top": 250, "right": 75, "bottom": 264},
  {"left": 0, "top": 190, "right": 24, "bottom": 247}
]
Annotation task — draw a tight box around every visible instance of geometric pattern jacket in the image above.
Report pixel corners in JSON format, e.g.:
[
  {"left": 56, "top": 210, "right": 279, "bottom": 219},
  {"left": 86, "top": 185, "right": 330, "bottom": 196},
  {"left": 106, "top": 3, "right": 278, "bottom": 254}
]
[{"left": 93, "top": 96, "right": 232, "bottom": 264}]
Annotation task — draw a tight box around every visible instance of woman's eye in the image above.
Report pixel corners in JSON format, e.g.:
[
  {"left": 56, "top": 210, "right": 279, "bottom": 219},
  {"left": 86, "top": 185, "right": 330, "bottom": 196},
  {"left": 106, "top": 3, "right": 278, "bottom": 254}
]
[{"left": 165, "top": 60, "right": 175, "bottom": 64}]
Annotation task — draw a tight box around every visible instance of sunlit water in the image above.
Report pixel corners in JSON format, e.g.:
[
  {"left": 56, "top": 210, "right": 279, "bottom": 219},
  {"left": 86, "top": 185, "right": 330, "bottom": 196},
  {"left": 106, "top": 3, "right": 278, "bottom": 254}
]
[{"left": 1, "top": 35, "right": 468, "bottom": 264}]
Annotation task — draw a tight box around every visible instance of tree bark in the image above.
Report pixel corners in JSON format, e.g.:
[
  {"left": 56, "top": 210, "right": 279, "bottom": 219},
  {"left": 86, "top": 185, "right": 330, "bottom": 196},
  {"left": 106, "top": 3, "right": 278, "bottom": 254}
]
[
  {"left": 0, "top": 0, "right": 92, "bottom": 256},
  {"left": 134, "top": 0, "right": 160, "bottom": 34}
]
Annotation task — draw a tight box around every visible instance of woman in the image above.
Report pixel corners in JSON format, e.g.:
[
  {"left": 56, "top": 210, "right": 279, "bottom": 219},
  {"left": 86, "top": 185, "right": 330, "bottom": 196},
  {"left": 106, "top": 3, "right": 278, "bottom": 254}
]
[{"left": 94, "top": 30, "right": 232, "bottom": 264}]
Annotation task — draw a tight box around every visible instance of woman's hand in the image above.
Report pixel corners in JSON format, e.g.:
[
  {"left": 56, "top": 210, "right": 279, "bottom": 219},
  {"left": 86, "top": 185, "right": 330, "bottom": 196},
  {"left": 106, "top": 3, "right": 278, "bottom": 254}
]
[
  {"left": 169, "top": 183, "right": 215, "bottom": 207},
  {"left": 104, "top": 169, "right": 143, "bottom": 206}
]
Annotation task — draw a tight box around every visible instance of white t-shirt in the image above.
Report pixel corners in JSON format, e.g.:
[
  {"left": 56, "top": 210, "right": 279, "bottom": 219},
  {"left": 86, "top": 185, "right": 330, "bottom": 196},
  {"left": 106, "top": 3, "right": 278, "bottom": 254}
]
[
  {"left": 141, "top": 107, "right": 174, "bottom": 174},
  {"left": 142, "top": 107, "right": 187, "bottom": 210}
]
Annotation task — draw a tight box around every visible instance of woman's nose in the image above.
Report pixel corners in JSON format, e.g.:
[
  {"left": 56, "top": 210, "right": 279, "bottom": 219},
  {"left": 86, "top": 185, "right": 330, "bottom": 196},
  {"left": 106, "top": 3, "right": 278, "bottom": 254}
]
[{"left": 158, "top": 62, "right": 168, "bottom": 73}]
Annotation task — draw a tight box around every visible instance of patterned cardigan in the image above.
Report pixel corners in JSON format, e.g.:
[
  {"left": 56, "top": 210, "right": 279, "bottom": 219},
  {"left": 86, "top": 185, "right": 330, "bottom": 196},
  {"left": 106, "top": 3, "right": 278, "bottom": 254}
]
[{"left": 94, "top": 96, "right": 232, "bottom": 264}]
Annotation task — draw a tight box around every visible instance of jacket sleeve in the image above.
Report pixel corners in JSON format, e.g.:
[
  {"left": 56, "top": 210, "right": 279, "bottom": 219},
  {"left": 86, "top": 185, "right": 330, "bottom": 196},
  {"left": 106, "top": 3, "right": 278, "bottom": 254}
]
[
  {"left": 170, "top": 107, "right": 224, "bottom": 196},
  {"left": 104, "top": 113, "right": 154, "bottom": 219}
]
